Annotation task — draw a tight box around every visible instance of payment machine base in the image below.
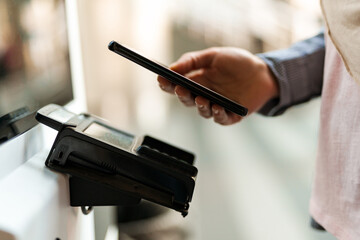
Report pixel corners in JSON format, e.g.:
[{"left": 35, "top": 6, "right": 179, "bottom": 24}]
[{"left": 69, "top": 177, "right": 141, "bottom": 207}]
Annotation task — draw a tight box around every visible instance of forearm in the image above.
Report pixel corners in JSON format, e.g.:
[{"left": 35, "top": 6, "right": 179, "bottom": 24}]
[{"left": 257, "top": 31, "right": 325, "bottom": 116}]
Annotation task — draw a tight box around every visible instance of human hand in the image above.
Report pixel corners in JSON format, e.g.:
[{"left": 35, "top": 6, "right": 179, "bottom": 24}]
[{"left": 158, "top": 47, "right": 278, "bottom": 125}]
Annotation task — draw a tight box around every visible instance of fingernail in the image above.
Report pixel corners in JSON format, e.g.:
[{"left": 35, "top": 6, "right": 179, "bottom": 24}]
[
  {"left": 177, "top": 95, "right": 185, "bottom": 101},
  {"left": 196, "top": 102, "right": 205, "bottom": 109},
  {"left": 159, "top": 84, "right": 165, "bottom": 90},
  {"left": 214, "top": 109, "right": 219, "bottom": 114}
]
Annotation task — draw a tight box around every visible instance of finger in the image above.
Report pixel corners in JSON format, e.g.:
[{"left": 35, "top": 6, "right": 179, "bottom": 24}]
[
  {"left": 195, "top": 96, "right": 212, "bottom": 118},
  {"left": 212, "top": 105, "right": 229, "bottom": 125},
  {"left": 174, "top": 85, "right": 195, "bottom": 107},
  {"left": 170, "top": 48, "right": 218, "bottom": 75},
  {"left": 226, "top": 113, "right": 243, "bottom": 124},
  {"left": 157, "top": 76, "right": 176, "bottom": 94},
  {"left": 212, "top": 105, "right": 242, "bottom": 125}
]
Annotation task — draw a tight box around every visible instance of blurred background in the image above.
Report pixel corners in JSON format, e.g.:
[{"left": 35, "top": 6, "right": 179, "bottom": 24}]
[{"left": 76, "top": 0, "right": 335, "bottom": 239}]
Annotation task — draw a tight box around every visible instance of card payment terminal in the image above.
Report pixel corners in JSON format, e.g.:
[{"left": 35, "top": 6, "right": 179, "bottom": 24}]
[{"left": 36, "top": 104, "right": 197, "bottom": 216}]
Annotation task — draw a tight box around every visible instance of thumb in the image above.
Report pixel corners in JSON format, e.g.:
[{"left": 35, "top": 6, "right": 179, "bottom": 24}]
[{"left": 170, "top": 48, "right": 218, "bottom": 75}]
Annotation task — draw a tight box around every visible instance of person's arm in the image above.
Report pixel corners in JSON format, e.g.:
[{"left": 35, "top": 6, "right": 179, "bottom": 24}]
[
  {"left": 257, "top": 31, "right": 325, "bottom": 116},
  {"left": 158, "top": 31, "right": 325, "bottom": 125}
]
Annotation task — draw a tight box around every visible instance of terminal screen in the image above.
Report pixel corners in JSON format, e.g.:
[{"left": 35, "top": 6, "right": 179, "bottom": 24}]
[{"left": 84, "top": 122, "right": 134, "bottom": 151}]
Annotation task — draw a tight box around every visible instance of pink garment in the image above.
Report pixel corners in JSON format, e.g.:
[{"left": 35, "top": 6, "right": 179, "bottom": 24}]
[{"left": 310, "top": 33, "right": 360, "bottom": 240}]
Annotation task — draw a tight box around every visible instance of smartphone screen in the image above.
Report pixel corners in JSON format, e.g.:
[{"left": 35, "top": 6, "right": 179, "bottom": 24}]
[{"left": 108, "top": 41, "right": 248, "bottom": 116}]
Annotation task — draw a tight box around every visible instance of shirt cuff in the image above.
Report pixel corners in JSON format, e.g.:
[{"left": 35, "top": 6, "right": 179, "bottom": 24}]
[{"left": 255, "top": 32, "right": 325, "bottom": 116}]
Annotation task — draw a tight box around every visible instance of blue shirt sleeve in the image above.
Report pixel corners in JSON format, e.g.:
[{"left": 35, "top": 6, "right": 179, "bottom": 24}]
[{"left": 256, "top": 31, "right": 325, "bottom": 116}]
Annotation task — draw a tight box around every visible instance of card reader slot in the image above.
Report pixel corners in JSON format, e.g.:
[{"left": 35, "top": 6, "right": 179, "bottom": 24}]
[
  {"left": 136, "top": 144, "right": 197, "bottom": 177},
  {"left": 141, "top": 136, "right": 195, "bottom": 165},
  {"left": 67, "top": 154, "right": 115, "bottom": 174}
]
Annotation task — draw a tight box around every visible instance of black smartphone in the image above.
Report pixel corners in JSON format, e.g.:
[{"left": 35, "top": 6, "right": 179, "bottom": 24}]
[{"left": 108, "top": 41, "right": 248, "bottom": 117}]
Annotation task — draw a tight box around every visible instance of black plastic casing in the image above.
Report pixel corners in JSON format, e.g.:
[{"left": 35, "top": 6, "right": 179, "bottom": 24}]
[{"left": 36, "top": 104, "right": 197, "bottom": 216}]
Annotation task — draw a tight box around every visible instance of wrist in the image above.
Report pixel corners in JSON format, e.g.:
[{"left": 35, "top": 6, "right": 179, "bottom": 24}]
[{"left": 258, "top": 58, "right": 279, "bottom": 101}]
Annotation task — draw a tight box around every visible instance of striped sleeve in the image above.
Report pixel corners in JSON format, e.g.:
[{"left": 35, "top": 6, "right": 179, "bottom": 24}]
[{"left": 256, "top": 31, "right": 325, "bottom": 116}]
